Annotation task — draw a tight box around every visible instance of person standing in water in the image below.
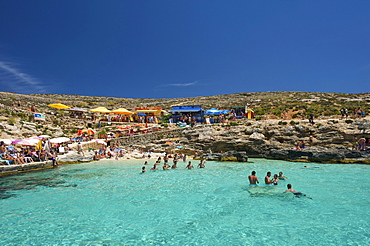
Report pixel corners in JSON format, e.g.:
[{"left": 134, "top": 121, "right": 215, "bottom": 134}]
[
  {"left": 248, "top": 171, "right": 259, "bottom": 185},
  {"left": 185, "top": 161, "right": 193, "bottom": 169},
  {"left": 265, "top": 172, "right": 273, "bottom": 185},
  {"left": 198, "top": 159, "right": 206, "bottom": 168}
]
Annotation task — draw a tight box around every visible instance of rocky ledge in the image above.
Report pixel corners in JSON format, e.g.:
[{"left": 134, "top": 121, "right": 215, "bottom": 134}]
[
  {"left": 198, "top": 151, "right": 249, "bottom": 162},
  {"left": 267, "top": 147, "right": 370, "bottom": 164}
]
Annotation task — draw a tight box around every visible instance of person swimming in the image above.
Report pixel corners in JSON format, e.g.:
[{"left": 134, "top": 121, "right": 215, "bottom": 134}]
[
  {"left": 141, "top": 166, "right": 146, "bottom": 173},
  {"left": 278, "top": 171, "right": 288, "bottom": 180},
  {"left": 285, "top": 184, "right": 312, "bottom": 199}
]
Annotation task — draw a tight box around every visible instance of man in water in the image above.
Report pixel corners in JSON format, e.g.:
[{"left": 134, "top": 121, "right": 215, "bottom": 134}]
[
  {"left": 248, "top": 171, "right": 259, "bottom": 185},
  {"left": 285, "top": 184, "right": 297, "bottom": 193},
  {"left": 265, "top": 172, "right": 273, "bottom": 185},
  {"left": 284, "top": 184, "right": 312, "bottom": 199}
]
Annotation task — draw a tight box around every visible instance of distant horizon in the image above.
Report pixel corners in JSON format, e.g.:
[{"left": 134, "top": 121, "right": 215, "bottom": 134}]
[{"left": 1, "top": 1, "right": 369, "bottom": 98}]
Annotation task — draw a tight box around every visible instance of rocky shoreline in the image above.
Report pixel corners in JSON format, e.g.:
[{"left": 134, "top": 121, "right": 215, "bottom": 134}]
[
  {"left": 1, "top": 117, "right": 369, "bottom": 176},
  {"left": 111, "top": 117, "right": 370, "bottom": 164}
]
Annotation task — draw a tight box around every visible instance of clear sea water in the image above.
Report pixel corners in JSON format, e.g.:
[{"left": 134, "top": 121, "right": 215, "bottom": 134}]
[{"left": 0, "top": 158, "right": 369, "bottom": 246}]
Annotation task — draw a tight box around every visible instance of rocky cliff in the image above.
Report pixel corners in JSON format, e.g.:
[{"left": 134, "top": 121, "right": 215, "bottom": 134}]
[{"left": 130, "top": 118, "right": 370, "bottom": 164}]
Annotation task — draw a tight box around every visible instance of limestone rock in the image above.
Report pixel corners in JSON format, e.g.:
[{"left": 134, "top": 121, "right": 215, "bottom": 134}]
[{"left": 249, "top": 132, "right": 265, "bottom": 140}]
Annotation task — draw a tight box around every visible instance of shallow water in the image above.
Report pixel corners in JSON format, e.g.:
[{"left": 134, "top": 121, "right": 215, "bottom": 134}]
[{"left": 0, "top": 159, "right": 369, "bottom": 245}]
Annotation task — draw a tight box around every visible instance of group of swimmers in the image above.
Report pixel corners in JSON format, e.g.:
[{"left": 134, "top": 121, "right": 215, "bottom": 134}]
[
  {"left": 141, "top": 156, "right": 206, "bottom": 173},
  {"left": 248, "top": 170, "right": 303, "bottom": 195},
  {"left": 248, "top": 171, "right": 288, "bottom": 186}
]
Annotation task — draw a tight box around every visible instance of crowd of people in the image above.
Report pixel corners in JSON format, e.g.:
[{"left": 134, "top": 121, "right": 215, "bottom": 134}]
[
  {"left": 141, "top": 153, "right": 206, "bottom": 172},
  {"left": 0, "top": 141, "right": 59, "bottom": 166}
]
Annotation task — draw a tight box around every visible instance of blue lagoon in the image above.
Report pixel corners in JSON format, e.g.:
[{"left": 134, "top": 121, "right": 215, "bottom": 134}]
[{"left": 1, "top": 159, "right": 369, "bottom": 245}]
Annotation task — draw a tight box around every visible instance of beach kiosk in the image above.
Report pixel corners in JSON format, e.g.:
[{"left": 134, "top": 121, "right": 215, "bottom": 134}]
[
  {"left": 169, "top": 105, "right": 204, "bottom": 124},
  {"left": 133, "top": 107, "right": 164, "bottom": 123}
]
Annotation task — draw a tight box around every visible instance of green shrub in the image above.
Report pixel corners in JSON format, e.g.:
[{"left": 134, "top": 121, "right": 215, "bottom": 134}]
[
  {"left": 7, "top": 117, "right": 16, "bottom": 125},
  {"left": 229, "top": 121, "right": 239, "bottom": 126},
  {"left": 70, "top": 128, "right": 78, "bottom": 134},
  {"left": 345, "top": 119, "right": 353, "bottom": 124},
  {"left": 289, "top": 120, "right": 299, "bottom": 125},
  {"left": 278, "top": 121, "right": 287, "bottom": 125},
  {"left": 255, "top": 116, "right": 262, "bottom": 121}
]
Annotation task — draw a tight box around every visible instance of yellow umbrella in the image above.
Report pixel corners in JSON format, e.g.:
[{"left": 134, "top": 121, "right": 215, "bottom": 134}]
[
  {"left": 35, "top": 140, "right": 43, "bottom": 151},
  {"left": 110, "top": 108, "right": 133, "bottom": 115},
  {"left": 48, "top": 103, "right": 70, "bottom": 109},
  {"left": 90, "top": 107, "right": 111, "bottom": 113}
]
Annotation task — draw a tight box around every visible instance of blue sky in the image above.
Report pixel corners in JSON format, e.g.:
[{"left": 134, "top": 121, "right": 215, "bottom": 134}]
[{"left": 0, "top": 1, "right": 369, "bottom": 98}]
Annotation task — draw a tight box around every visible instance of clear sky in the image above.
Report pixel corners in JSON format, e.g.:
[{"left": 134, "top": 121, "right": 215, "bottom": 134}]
[{"left": 0, "top": 1, "right": 369, "bottom": 98}]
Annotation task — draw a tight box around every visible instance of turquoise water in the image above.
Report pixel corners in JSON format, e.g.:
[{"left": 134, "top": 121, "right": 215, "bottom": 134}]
[{"left": 1, "top": 159, "right": 370, "bottom": 245}]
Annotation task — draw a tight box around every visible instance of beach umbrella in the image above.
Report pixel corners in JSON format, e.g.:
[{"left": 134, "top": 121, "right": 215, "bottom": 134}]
[
  {"left": 0, "top": 139, "right": 13, "bottom": 145},
  {"left": 48, "top": 103, "right": 70, "bottom": 109},
  {"left": 35, "top": 140, "right": 43, "bottom": 150},
  {"left": 96, "top": 139, "right": 107, "bottom": 145},
  {"left": 90, "top": 107, "right": 111, "bottom": 113},
  {"left": 38, "top": 135, "right": 51, "bottom": 139},
  {"left": 15, "top": 138, "right": 40, "bottom": 146},
  {"left": 220, "top": 110, "right": 231, "bottom": 114},
  {"left": 110, "top": 108, "right": 133, "bottom": 115},
  {"left": 67, "top": 108, "right": 88, "bottom": 112},
  {"left": 78, "top": 129, "right": 95, "bottom": 135},
  {"left": 204, "top": 108, "right": 221, "bottom": 115},
  {"left": 49, "top": 137, "right": 70, "bottom": 144}
]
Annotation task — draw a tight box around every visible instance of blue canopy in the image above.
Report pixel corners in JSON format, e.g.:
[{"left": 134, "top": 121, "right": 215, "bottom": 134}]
[
  {"left": 136, "top": 113, "right": 146, "bottom": 116},
  {"left": 170, "top": 108, "right": 202, "bottom": 112},
  {"left": 204, "top": 108, "right": 221, "bottom": 115},
  {"left": 221, "top": 110, "right": 231, "bottom": 114}
]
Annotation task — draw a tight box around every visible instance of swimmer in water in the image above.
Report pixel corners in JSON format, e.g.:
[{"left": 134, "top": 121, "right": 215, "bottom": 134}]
[
  {"left": 272, "top": 174, "right": 279, "bottom": 185},
  {"left": 141, "top": 166, "right": 146, "bottom": 173},
  {"left": 278, "top": 171, "right": 288, "bottom": 180},
  {"left": 198, "top": 159, "right": 206, "bottom": 168},
  {"left": 163, "top": 163, "right": 169, "bottom": 170},
  {"left": 248, "top": 171, "right": 259, "bottom": 185},
  {"left": 151, "top": 164, "right": 158, "bottom": 170},
  {"left": 285, "top": 184, "right": 297, "bottom": 193},
  {"left": 185, "top": 161, "right": 194, "bottom": 169},
  {"left": 285, "top": 184, "right": 312, "bottom": 199},
  {"left": 265, "top": 172, "right": 273, "bottom": 185}
]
